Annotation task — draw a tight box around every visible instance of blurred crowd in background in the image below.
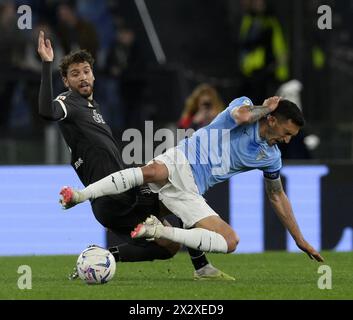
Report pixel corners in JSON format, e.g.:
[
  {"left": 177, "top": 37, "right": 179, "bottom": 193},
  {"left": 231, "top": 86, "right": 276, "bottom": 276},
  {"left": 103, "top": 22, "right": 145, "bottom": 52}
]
[{"left": 0, "top": 0, "right": 352, "bottom": 164}]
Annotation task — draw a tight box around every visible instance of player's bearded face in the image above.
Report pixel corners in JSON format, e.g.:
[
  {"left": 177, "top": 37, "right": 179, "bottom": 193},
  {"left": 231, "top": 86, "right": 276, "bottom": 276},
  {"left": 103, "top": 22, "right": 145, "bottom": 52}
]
[
  {"left": 65, "top": 62, "right": 95, "bottom": 98},
  {"left": 266, "top": 118, "right": 300, "bottom": 146}
]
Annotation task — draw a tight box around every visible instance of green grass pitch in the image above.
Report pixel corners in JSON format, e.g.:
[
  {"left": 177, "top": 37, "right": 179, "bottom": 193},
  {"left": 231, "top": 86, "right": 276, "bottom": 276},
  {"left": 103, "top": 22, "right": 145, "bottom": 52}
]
[{"left": 1, "top": 251, "right": 352, "bottom": 300}]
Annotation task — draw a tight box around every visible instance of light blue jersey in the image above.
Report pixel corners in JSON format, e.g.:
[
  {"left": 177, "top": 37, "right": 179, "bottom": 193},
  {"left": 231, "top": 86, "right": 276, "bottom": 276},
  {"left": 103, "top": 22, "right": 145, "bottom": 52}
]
[{"left": 177, "top": 96, "right": 282, "bottom": 195}]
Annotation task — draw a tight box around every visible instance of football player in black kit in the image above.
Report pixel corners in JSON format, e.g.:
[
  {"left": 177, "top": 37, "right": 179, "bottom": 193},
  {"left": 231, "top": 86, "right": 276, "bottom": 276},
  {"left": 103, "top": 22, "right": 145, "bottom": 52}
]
[{"left": 37, "top": 31, "right": 234, "bottom": 280}]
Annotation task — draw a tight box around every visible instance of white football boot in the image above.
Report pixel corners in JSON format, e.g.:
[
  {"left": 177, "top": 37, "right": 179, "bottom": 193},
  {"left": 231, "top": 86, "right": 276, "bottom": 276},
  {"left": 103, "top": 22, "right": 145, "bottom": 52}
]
[{"left": 131, "top": 215, "right": 164, "bottom": 241}]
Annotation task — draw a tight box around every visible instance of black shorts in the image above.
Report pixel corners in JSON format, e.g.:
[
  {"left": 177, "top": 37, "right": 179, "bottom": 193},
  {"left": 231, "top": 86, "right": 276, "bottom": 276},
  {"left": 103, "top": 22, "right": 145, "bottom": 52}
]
[{"left": 91, "top": 186, "right": 160, "bottom": 235}]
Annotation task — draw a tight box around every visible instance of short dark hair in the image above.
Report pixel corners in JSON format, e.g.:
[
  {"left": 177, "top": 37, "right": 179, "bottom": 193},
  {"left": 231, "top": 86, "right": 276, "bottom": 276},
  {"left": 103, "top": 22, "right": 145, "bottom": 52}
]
[
  {"left": 59, "top": 50, "right": 94, "bottom": 77},
  {"left": 271, "top": 99, "right": 305, "bottom": 127}
]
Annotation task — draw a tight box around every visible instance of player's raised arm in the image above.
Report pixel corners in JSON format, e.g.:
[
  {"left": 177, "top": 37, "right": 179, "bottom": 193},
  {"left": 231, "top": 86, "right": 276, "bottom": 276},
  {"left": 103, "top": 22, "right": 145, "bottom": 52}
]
[
  {"left": 38, "top": 31, "right": 65, "bottom": 121},
  {"left": 264, "top": 176, "right": 324, "bottom": 262},
  {"left": 231, "top": 96, "right": 281, "bottom": 125}
]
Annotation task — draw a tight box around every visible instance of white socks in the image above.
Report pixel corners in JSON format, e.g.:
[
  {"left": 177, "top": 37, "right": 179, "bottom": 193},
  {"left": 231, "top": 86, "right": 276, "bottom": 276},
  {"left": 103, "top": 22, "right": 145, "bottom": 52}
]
[
  {"left": 79, "top": 167, "right": 144, "bottom": 201},
  {"left": 157, "top": 226, "right": 228, "bottom": 253}
]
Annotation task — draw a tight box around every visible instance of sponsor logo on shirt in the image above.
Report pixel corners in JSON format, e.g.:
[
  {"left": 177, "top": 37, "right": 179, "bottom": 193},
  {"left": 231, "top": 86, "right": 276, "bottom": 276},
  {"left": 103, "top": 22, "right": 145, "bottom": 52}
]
[
  {"left": 256, "top": 149, "right": 267, "bottom": 161},
  {"left": 92, "top": 110, "right": 106, "bottom": 124},
  {"left": 74, "top": 157, "right": 84, "bottom": 169}
]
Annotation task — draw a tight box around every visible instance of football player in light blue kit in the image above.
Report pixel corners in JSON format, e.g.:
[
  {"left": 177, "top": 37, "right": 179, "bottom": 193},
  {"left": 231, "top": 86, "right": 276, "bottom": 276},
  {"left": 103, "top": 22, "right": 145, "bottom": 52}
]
[
  {"left": 60, "top": 96, "right": 324, "bottom": 262},
  {"left": 178, "top": 96, "right": 282, "bottom": 195}
]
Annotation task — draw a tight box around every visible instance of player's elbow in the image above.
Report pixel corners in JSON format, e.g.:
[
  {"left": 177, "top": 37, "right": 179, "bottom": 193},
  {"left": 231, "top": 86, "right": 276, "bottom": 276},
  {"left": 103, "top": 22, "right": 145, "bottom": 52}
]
[
  {"left": 232, "top": 107, "right": 251, "bottom": 125},
  {"left": 38, "top": 112, "right": 60, "bottom": 121},
  {"left": 38, "top": 106, "right": 61, "bottom": 121}
]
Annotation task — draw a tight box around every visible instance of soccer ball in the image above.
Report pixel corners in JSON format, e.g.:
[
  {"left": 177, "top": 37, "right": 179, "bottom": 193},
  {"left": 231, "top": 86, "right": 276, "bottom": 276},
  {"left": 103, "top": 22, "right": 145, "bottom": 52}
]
[{"left": 76, "top": 246, "right": 116, "bottom": 284}]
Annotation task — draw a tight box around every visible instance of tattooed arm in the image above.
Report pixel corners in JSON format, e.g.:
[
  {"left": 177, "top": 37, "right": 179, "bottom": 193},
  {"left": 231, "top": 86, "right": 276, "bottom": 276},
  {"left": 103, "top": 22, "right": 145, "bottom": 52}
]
[
  {"left": 264, "top": 177, "right": 324, "bottom": 262},
  {"left": 231, "top": 96, "right": 281, "bottom": 125},
  {"left": 265, "top": 177, "right": 303, "bottom": 242}
]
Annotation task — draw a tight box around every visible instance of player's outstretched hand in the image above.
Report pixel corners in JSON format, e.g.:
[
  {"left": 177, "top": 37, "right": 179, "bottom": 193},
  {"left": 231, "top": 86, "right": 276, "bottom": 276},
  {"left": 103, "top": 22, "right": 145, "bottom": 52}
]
[
  {"left": 38, "top": 30, "right": 54, "bottom": 62},
  {"left": 263, "top": 96, "right": 282, "bottom": 112},
  {"left": 296, "top": 239, "right": 324, "bottom": 262}
]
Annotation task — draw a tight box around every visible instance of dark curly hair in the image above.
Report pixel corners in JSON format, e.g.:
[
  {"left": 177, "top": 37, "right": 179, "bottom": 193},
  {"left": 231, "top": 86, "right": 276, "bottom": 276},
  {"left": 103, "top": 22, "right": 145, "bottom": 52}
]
[{"left": 59, "top": 49, "right": 94, "bottom": 77}]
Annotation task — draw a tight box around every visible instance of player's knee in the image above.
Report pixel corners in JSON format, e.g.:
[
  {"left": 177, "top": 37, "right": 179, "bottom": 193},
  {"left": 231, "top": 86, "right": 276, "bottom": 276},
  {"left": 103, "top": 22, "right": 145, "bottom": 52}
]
[
  {"left": 165, "top": 242, "right": 181, "bottom": 258},
  {"left": 142, "top": 164, "right": 157, "bottom": 182},
  {"left": 155, "top": 239, "right": 181, "bottom": 258},
  {"left": 225, "top": 231, "right": 240, "bottom": 253},
  {"left": 142, "top": 162, "right": 168, "bottom": 184}
]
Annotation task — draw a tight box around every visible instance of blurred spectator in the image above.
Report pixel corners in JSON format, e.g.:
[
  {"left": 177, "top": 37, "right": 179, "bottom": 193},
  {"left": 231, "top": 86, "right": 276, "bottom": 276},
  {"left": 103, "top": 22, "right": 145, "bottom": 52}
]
[
  {"left": 111, "top": 19, "right": 149, "bottom": 129},
  {"left": 105, "top": 24, "right": 136, "bottom": 78},
  {"left": 178, "top": 84, "right": 224, "bottom": 130},
  {"left": 15, "top": 0, "right": 59, "bottom": 25},
  {"left": 0, "top": 1, "right": 26, "bottom": 135},
  {"left": 95, "top": 24, "right": 138, "bottom": 132},
  {"left": 302, "top": 0, "right": 329, "bottom": 124},
  {"left": 76, "top": 0, "right": 115, "bottom": 53},
  {"left": 56, "top": 2, "right": 99, "bottom": 59},
  {"left": 238, "top": 0, "right": 289, "bottom": 104}
]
